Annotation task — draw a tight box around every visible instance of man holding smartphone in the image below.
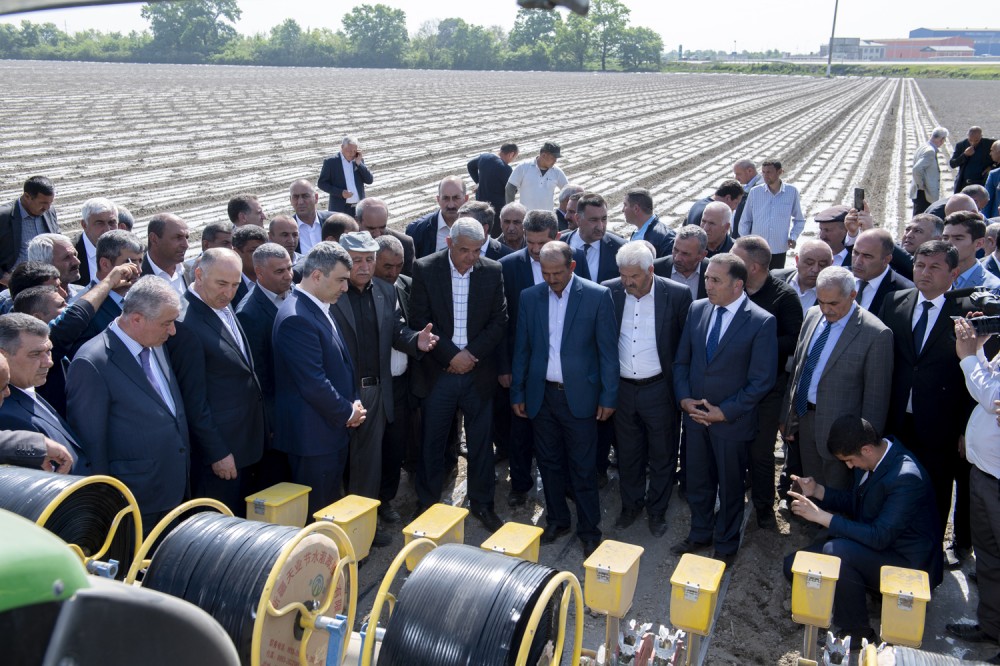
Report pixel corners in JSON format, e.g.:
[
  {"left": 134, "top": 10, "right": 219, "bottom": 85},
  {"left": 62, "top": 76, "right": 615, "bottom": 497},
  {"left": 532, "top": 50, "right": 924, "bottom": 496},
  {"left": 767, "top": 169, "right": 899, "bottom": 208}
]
[{"left": 318, "top": 136, "right": 373, "bottom": 218}]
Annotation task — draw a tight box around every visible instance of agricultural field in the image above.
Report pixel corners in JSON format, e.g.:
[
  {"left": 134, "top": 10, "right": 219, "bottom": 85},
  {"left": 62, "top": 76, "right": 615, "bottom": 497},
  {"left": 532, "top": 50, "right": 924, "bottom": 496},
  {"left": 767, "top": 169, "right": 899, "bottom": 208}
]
[{"left": 2, "top": 60, "right": 997, "bottom": 664}]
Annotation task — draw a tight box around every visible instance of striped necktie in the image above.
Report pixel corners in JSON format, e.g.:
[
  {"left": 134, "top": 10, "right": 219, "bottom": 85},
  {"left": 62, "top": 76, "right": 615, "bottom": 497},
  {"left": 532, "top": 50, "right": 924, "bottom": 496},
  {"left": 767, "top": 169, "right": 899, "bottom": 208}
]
[{"left": 795, "top": 322, "right": 832, "bottom": 416}]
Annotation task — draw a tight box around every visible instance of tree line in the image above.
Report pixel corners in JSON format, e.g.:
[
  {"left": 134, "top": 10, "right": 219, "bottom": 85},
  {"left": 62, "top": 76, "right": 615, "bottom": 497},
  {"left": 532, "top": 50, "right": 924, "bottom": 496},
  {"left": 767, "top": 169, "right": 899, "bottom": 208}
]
[{"left": 0, "top": 0, "right": 664, "bottom": 72}]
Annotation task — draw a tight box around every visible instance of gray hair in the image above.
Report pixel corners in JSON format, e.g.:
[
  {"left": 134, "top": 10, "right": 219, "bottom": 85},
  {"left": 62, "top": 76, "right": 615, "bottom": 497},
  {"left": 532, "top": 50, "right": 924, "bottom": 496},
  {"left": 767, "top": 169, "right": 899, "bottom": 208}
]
[
  {"left": 27, "top": 233, "right": 73, "bottom": 264},
  {"left": 449, "top": 218, "right": 485, "bottom": 244},
  {"left": 122, "top": 275, "right": 181, "bottom": 319},
  {"left": 96, "top": 230, "right": 144, "bottom": 264},
  {"left": 0, "top": 312, "right": 50, "bottom": 353},
  {"left": 375, "top": 234, "right": 404, "bottom": 257},
  {"left": 558, "top": 184, "right": 585, "bottom": 205},
  {"left": 930, "top": 127, "right": 949, "bottom": 141},
  {"left": 616, "top": 241, "right": 655, "bottom": 271},
  {"left": 81, "top": 197, "right": 118, "bottom": 223},
  {"left": 986, "top": 222, "right": 1000, "bottom": 242},
  {"left": 733, "top": 158, "right": 756, "bottom": 170},
  {"left": 202, "top": 221, "right": 234, "bottom": 244},
  {"left": 252, "top": 242, "right": 290, "bottom": 267},
  {"left": 500, "top": 202, "right": 526, "bottom": 219},
  {"left": 303, "top": 241, "right": 352, "bottom": 277},
  {"left": 355, "top": 196, "right": 388, "bottom": 222},
  {"left": 342, "top": 136, "right": 358, "bottom": 147},
  {"left": 675, "top": 224, "right": 708, "bottom": 251},
  {"left": 703, "top": 201, "right": 733, "bottom": 226},
  {"left": 197, "top": 247, "right": 241, "bottom": 273},
  {"left": 117, "top": 206, "right": 135, "bottom": 231},
  {"left": 815, "top": 266, "right": 856, "bottom": 297}
]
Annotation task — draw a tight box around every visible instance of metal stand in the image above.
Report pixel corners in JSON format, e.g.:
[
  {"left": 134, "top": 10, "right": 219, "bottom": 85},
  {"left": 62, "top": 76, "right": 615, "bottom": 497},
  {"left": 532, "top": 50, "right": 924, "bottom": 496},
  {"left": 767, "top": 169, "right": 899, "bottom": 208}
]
[{"left": 801, "top": 625, "right": 819, "bottom": 662}]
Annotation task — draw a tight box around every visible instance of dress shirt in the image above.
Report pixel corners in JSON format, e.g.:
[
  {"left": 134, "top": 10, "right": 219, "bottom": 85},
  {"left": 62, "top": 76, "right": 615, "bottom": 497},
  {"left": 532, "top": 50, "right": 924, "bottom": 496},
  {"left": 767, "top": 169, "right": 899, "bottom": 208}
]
[
  {"left": 960, "top": 348, "right": 1000, "bottom": 478},
  {"left": 82, "top": 233, "right": 99, "bottom": 283},
  {"left": 631, "top": 215, "right": 656, "bottom": 241},
  {"left": 545, "top": 275, "right": 574, "bottom": 382},
  {"left": 188, "top": 288, "right": 247, "bottom": 360},
  {"left": 296, "top": 213, "right": 322, "bottom": 254},
  {"left": 530, "top": 257, "right": 543, "bottom": 285},
  {"left": 390, "top": 347, "right": 408, "bottom": 377},
  {"left": 671, "top": 265, "right": 700, "bottom": 300},
  {"left": 508, "top": 160, "right": 568, "bottom": 212},
  {"left": 567, "top": 232, "right": 600, "bottom": 282},
  {"left": 805, "top": 303, "right": 855, "bottom": 404},
  {"left": 108, "top": 320, "right": 176, "bottom": 415},
  {"left": 16, "top": 200, "right": 48, "bottom": 264},
  {"left": 705, "top": 293, "right": 747, "bottom": 344},
  {"left": 448, "top": 253, "right": 472, "bottom": 348},
  {"left": 619, "top": 287, "right": 661, "bottom": 379},
  {"left": 738, "top": 181, "right": 806, "bottom": 252},
  {"left": 833, "top": 247, "right": 850, "bottom": 266},
  {"left": 435, "top": 212, "right": 450, "bottom": 252},
  {"left": 855, "top": 265, "right": 889, "bottom": 311},
  {"left": 860, "top": 439, "right": 893, "bottom": 485},
  {"left": 340, "top": 154, "right": 360, "bottom": 204},
  {"left": 906, "top": 292, "right": 945, "bottom": 412},
  {"left": 147, "top": 256, "right": 187, "bottom": 297},
  {"left": 88, "top": 280, "right": 125, "bottom": 308},
  {"left": 479, "top": 238, "right": 489, "bottom": 256},
  {"left": 954, "top": 262, "right": 985, "bottom": 289},
  {"left": 296, "top": 285, "right": 338, "bottom": 334},
  {"left": 789, "top": 272, "right": 818, "bottom": 314},
  {"left": 241, "top": 274, "right": 254, "bottom": 293},
  {"left": 256, "top": 284, "right": 288, "bottom": 309}
]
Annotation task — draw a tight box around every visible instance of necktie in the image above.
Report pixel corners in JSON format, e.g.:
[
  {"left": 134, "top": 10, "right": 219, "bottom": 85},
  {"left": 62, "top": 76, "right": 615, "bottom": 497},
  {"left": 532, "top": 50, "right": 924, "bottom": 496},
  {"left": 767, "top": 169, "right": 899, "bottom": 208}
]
[
  {"left": 795, "top": 322, "right": 832, "bottom": 416},
  {"left": 855, "top": 280, "right": 868, "bottom": 304},
  {"left": 912, "top": 301, "right": 933, "bottom": 355},
  {"left": 139, "top": 347, "right": 171, "bottom": 410},
  {"left": 706, "top": 306, "right": 725, "bottom": 363},
  {"left": 221, "top": 306, "right": 247, "bottom": 360},
  {"left": 582, "top": 243, "right": 594, "bottom": 278}
]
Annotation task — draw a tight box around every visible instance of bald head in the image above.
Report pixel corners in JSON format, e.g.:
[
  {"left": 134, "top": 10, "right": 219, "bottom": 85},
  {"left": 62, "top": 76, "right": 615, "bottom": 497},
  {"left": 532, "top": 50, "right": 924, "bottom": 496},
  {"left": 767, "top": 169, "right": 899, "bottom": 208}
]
[{"left": 945, "top": 193, "right": 979, "bottom": 217}]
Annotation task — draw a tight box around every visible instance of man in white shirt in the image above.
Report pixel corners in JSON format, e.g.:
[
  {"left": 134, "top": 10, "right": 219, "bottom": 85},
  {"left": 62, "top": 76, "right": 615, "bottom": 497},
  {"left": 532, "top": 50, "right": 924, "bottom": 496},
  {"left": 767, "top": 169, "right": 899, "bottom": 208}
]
[
  {"left": 773, "top": 239, "right": 833, "bottom": 314},
  {"left": 74, "top": 197, "right": 119, "bottom": 287},
  {"left": 506, "top": 141, "right": 569, "bottom": 213},
  {"left": 289, "top": 179, "right": 331, "bottom": 255},
  {"left": 141, "top": 213, "right": 189, "bottom": 298}
]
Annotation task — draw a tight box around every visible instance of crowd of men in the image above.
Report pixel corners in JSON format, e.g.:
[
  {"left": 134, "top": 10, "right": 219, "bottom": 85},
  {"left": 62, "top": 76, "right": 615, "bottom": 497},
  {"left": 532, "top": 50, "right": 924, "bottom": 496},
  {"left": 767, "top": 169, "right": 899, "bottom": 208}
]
[{"left": 2, "top": 130, "right": 1000, "bottom": 655}]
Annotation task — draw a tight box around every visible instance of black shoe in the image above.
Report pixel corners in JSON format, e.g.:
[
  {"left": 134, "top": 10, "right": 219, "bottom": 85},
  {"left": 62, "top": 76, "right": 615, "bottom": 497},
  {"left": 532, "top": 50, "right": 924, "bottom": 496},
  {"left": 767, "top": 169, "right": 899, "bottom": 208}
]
[
  {"left": 986, "top": 653, "right": 1000, "bottom": 665},
  {"left": 541, "top": 524, "right": 570, "bottom": 544},
  {"left": 582, "top": 539, "right": 600, "bottom": 558},
  {"left": 670, "top": 538, "right": 711, "bottom": 555},
  {"left": 597, "top": 470, "right": 609, "bottom": 489},
  {"left": 378, "top": 503, "right": 401, "bottom": 524},
  {"left": 614, "top": 507, "right": 640, "bottom": 529},
  {"left": 756, "top": 511, "right": 777, "bottom": 530},
  {"left": 507, "top": 491, "right": 527, "bottom": 507},
  {"left": 371, "top": 525, "right": 392, "bottom": 548},
  {"left": 494, "top": 446, "right": 509, "bottom": 462},
  {"left": 471, "top": 507, "right": 504, "bottom": 533},
  {"left": 946, "top": 623, "right": 995, "bottom": 643},
  {"left": 648, "top": 513, "right": 667, "bottom": 538},
  {"left": 712, "top": 550, "right": 736, "bottom": 567}
]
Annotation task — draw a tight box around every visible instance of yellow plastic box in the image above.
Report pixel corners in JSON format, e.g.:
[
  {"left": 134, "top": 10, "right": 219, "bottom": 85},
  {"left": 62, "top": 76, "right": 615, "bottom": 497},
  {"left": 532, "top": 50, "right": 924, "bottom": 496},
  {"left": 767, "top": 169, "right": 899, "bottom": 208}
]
[
  {"left": 583, "top": 540, "right": 644, "bottom": 617},
  {"left": 669, "top": 554, "right": 725, "bottom": 636},
  {"left": 401, "top": 503, "right": 468, "bottom": 571},
  {"left": 313, "top": 495, "right": 380, "bottom": 561},
  {"left": 245, "top": 482, "right": 311, "bottom": 527},
  {"left": 480, "top": 522, "right": 544, "bottom": 562},
  {"left": 791, "top": 551, "right": 841, "bottom": 628},
  {"left": 880, "top": 566, "right": 931, "bottom": 648}
]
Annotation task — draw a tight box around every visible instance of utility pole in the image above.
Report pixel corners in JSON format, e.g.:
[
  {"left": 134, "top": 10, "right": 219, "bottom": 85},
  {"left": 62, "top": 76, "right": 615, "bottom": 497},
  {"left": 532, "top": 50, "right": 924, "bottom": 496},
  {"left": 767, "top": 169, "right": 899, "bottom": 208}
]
[{"left": 826, "top": 0, "right": 840, "bottom": 78}]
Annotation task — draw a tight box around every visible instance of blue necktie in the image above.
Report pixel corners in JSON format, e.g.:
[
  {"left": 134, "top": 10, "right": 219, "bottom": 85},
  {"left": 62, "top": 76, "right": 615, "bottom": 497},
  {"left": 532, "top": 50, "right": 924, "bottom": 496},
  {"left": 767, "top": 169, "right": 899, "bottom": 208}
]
[
  {"left": 794, "top": 322, "right": 832, "bottom": 416},
  {"left": 706, "top": 306, "right": 725, "bottom": 363},
  {"left": 912, "top": 301, "right": 932, "bottom": 355}
]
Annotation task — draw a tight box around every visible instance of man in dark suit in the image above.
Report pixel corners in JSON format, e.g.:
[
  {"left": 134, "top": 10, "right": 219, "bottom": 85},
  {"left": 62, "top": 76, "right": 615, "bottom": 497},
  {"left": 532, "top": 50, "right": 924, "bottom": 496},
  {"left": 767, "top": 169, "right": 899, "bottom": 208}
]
[
  {"left": 562, "top": 193, "right": 625, "bottom": 283},
  {"left": 458, "top": 201, "right": 513, "bottom": 261},
  {"left": 409, "top": 219, "right": 507, "bottom": 530},
  {"left": 74, "top": 197, "right": 120, "bottom": 287},
  {"left": 266, "top": 215, "right": 301, "bottom": 266},
  {"left": 468, "top": 143, "right": 518, "bottom": 234},
  {"left": 318, "top": 137, "right": 373, "bottom": 216},
  {"left": 901, "top": 213, "right": 943, "bottom": 257},
  {"left": 356, "top": 197, "right": 415, "bottom": 277},
  {"left": 0, "top": 354, "right": 74, "bottom": 473},
  {"left": 67, "top": 276, "right": 190, "bottom": 529},
  {"left": 672, "top": 253, "right": 777, "bottom": 565},
  {"left": 227, "top": 194, "right": 267, "bottom": 227},
  {"left": 700, "top": 201, "right": 736, "bottom": 257},
  {"left": 983, "top": 222, "right": 1000, "bottom": 279},
  {"left": 140, "top": 213, "right": 190, "bottom": 298},
  {"left": 852, "top": 229, "right": 914, "bottom": 319},
  {"left": 556, "top": 185, "right": 584, "bottom": 232},
  {"left": 950, "top": 126, "right": 996, "bottom": 193},
  {"left": 166, "top": 249, "right": 267, "bottom": 515},
  {"left": 772, "top": 239, "right": 834, "bottom": 315},
  {"left": 654, "top": 225, "right": 709, "bottom": 300},
  {"left": 232, "top": 225, "right": 267, "bottom": 306},
  {"left": 290, "top": 179, "right": 334, "bottom": 255},
  {"left": 685, "top": 179, "right": 744, "bottom": 229},
  {"left": 785, "top": 416, "right": 942, "bottom": 644},
  {"left": 605, "top": 242, "right": 691, "bottom": 536},
  {"left": 0, "top": 176, "right": 58, "bottom": 284},
  {"left": 879, "top": 241, "right": 973, "bottom": 545},
  {"left": 512, "top": 241, "right": 618, "bottom": 556},
  {"left": 623, "top": 187, "right": 675, "bottom": 258},
  {"left": 732, "top": 159, "right": 762, "bottom": 234},
  {"left": 0, "top": 313, "right": 88, "bottom": 473},
  {"left": 406, "top": 176, "right": 469, "bottom": 260},
  {"left": 497, "top": 203, "right": 527, "bottom": 253}
]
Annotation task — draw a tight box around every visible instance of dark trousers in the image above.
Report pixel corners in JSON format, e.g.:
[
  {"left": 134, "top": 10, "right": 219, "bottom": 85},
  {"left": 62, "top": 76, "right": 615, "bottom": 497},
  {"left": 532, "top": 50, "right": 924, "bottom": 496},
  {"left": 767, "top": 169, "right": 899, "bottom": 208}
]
[
  {"left": 896, "top": 414, "right": 952, "bottom": 542},
  {"left": 380, "top": 373, "right": 412, "bottom": 504},
  {"left": 615, "top": 377, "right": 678, "bottom": 516},
  {"left": 417, "top": 373, "right": 495, "bottom": 511},
  {"left": 748, "top": 378, "right": 786, "bottom": 513},
  {"left": 532, "top": 384, "right": 601, "bottom": 541},
  {"left": 684, "top": 418, "right": 748, "bottom": 554},
  {"left": 508, "top": 411, "right": 535, "bottom": 494},
  {"left": 493, "top": 385, "right": 511, "bottom": 457},
  {"left": 347, "top": 384, "right": 385, "bottom": 500},
  {"left": 912, "top": 191, "right": 931, "bottom": 215},
  {"left": 971, "top": 466, "right": 1000, "bottom": 638},
  {"left": 769, "top": 253, "right": 788, "bottom": 270},
  {"left": 954, "top": 458, "right": 972, "bottom": 549},
  {"left": 597, "top": 418, "right": 616, "bottom": 475},
  {"left": 246, "top": 448, "right": 291, "bottom": 496},
  {"left": 192, "top": 462, "right": 258, "bottom": 518},
  {"left": 288, "top": 449, "right": 347, "bottom": 516}
]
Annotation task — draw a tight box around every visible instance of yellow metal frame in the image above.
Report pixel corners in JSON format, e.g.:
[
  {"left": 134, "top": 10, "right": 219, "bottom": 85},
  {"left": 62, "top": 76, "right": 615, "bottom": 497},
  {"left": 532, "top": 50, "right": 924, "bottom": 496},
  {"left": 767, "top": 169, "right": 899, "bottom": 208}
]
[
  {"left": 125, "top": 498, "right": 233, "bottom": 584},
  {"left": 360, "top": 537, "right": 437, "bottom": 666},
  {"left": 514, "top": 571, "right": 584, "bottom": 666},
  {"left": 34, "top": 473, "right": 142, "bottom": 575},
  {"left": 250, "top": 520, "right": 358, "bottom": 666}
]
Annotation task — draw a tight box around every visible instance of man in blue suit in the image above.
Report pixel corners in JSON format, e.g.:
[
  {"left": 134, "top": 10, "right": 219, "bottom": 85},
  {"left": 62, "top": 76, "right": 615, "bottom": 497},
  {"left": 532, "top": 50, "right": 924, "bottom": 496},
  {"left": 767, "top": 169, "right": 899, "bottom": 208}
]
[
  {"left": 561, "top": 193, "right": 625, "bottom": 283},
  {"left": 623, "top": 187, "right": 675, "bottom": 258},
  {"left": 785, "top": 415, "right": 942, "bottom": 644},
  {"left": 406, "top": 176, "right": 470, "bottom": 260},
  {"left": 512, "top": 241, "right": 619, "bottom": 557},
  {"left": 272, "top": 241, "right": 366, "bottom": 515},
  {"left": 468, "top": 143, "right": 518, "bottom": 234},
  {"left": 672, "top": 253, "right": 777, "bottom": 565}
]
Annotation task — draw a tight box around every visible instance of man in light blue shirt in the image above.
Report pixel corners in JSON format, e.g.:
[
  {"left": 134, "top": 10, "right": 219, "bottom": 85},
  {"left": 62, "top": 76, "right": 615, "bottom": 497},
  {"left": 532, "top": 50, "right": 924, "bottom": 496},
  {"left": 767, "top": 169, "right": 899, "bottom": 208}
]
[{"left": 739, "top": 160, "right": 805, "bottom": 270}]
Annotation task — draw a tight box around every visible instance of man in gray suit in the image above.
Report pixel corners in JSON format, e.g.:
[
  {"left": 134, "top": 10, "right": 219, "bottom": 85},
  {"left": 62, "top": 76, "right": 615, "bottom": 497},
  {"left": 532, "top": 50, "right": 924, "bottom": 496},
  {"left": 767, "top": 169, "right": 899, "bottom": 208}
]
[
  {"left": 67, "top": 276, "right": 189, "bottom": 530},
  {"left": 781, "top": 266, "right": 893, "bottom": 491},
  {"left": 910, "top": 127, "right": 949, "bottom": 215}
]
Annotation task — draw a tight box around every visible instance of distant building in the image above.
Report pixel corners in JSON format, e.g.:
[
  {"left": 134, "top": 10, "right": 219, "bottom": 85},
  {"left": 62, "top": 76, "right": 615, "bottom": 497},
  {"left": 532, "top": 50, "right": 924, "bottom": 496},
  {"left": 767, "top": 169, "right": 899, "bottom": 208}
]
[
  {"left": 821, "top": 35, "right": 977, "bottom": 60},
  {"left": 820, "top": 38, "right": 886, "bottom": 60},
  {"left": 910, "top": 28, "right": 1000, "bottom": 56}
]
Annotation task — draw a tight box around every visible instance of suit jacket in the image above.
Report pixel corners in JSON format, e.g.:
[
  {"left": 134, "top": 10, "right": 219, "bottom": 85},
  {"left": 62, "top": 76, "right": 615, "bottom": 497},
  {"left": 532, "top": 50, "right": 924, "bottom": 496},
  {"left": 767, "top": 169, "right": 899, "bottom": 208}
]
[
  {"left": 0, "top": 429, "right": 47, "bottom": 468},
  {"left": 674, "top": 297, "right": 777, "bottom": 441},
  {"left": 879, "top": 289, "right": 976, "bottom": 446},
  {"left": 394, "top": 274, "right": 413, "bottom": 322},
  {"left": 233, "top": 278, "right": 252, "bottom": 310},
  {"left": 69, "top": 293, "right": 121, "bottom": 359},
  {"left": 467, "top": 153, "right": 511, "bottom": 224},
  {"left": 950, "top": 137, "right": 996, "bottom": 192},
  {"left": 484, "top": 238, "right": 513, "bottom": 261},
  {"left": 982, "top": 253, "right": 1000, "bottom": 280},
  {"left": 909, "top": 142, "right": 942, "bottom": 201},
  {"left": 67, "top": 330, "right": 190, "bottom": 513},
  {"left": 332, "top": 277, "right": 420, "bottom": 423},
  {"left": 511, "top": 276, "right": 619, "bottom": 419},
  {"left": 733, "top": 173, "right": 763, "bottom": 234},
  {"left": 556, "top": 209, "right": 569, "bottom": 232},
  {"left": 405, "top": 211, "right": 443, "bottom": 260},
  {"left": 782, "top": 305, "right": 894, "bottom": 459},
  {"left": 387, "top": 228, "right": 415, "bottom": 277},
  {"left": 408, "top": 250, "right": 507, "bottom": 399},
  {"left": 73, "top": 234, "right": 92, "bottom": 287},
  {"left": 0, "top": 198, "right": 59, "bottom": 275},
  {"left": 985, "top": 167, "right": 1000, "bottom": 219},
  {"left": 653, "top": 256, "right": 708, "bottom": 300},
  {"left": 863, "top": 268, "right": 914, "bottom": 319},
  {"left": 272, "top": 288, "right": 357, "bottom": 457},
  {"left": 631, "top": 215, "right": 675, "bottom": 259},
  {"left": 167, "top": 290, "right": 266, "bottom": 469},
  {"left": 318, "top": 154, "right": 373, "bottom": 213},
  {"left": 706, "top": 234, "right": 735, "bottom": 258},
  {"left": 605, "top": 275, "right": 692, "bottom": 407},
  {"left": 0, "top": 386, "right": 89, "bottom": 474},
  {"left": 820, "top": 441, "right": 943, "bottom": 587},
  {"left": 561, "top": 230, "right": 625, "bottom": 283},
  {"left": 294, "top": 210, "right": 334, "bottom": 255},
  {"left": 236, "top": 286, "right": 280, "bottom": 433},
  {"left": 890, "top": 244, "right": 914, "bottom": 282},
  {"left": 685, "top": 196, "right": 713, "bottom": 227}
]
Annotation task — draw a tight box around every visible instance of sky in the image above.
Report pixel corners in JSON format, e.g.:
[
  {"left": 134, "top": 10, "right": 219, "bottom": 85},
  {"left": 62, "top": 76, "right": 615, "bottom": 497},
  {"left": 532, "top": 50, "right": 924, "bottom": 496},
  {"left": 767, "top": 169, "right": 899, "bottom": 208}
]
[{"left": 1, "top": 0, "right": 993, "bottom": 54}]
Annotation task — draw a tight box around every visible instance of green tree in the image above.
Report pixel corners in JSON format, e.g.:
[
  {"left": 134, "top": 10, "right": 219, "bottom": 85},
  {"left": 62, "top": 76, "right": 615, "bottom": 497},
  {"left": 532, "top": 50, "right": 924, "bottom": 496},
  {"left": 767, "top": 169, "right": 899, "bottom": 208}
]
[
  {"left": 589, "top": 0, "right": 630, "bottom": 70},
  {"left": 508, "top": 9, "right": 559, "bottom": 51},
  {"left": 341, "top": 3, "right": 408, "bottom": 68},
  {"left": 140, "top": 0, "right": 241, "bottom": 61},
  {"left": 619, "top": 26, "right": 663, "bottom": 71},
  {"left": 554, "top": 12, "right": 591, "bottom": 70}
]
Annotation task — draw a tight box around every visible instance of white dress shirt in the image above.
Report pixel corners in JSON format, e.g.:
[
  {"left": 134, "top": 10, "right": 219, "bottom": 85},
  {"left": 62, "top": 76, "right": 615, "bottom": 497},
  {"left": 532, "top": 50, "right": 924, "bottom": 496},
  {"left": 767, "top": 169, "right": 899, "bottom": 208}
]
[
  {"left": 147, "top": 256, "right": 187, "bottom": 297},
  {"left": 567, "top": 232, "right": 600, "bottom": 282},
  {"left": 961, "top": 348, "right": 1000, "bottom": 478},
  {"left": 340, "top": 154, "right": 360, "bottom": 204},
  {"left": 546, "top": 275, "right": 574, "bottom": 382},
  {"left": 82, "top": 233, "right": 99, "bottom": 283},
  {"left": 296, "top": 285, "right": 338, "bottom": 335},
  {"left": 619, "top": 287, "right": 661, "bottom": 379},
  {"left": 856, "top": 265, "right": 889, "bottom": 312},
  {"left": 790, "top": 272, "right": 817, "bottom": 314},
  {"left": 435, "top": 212, "right": 450, "bottom": 252},
  {"left": 296, "top": 213, "right": 323, "bottom": 254},
  {"left": 530, "top": 257, "right": 543, "bottom": 285},
  {"left": 705, "top": 293, "right": 747, "bottom": 344},
  {"left": 448, "top": 253, "right": 472, "bottom": 348},
  {"left": 256, "top": 284, "right": 288, "bottom": 309}
]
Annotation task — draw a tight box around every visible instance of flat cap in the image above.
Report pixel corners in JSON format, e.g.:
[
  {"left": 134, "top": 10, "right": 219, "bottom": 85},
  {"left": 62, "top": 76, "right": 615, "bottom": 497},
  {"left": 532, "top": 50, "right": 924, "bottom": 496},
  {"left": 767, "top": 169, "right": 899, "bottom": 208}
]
[
  {"left": 814, "top": 205, "right": 850, "bottom": 223},
  {"left": 339, "top": 231, "right": 379, "bottom": 252},
  {"left": 540, "top": 141, "right": 562, "bottom": 158}
]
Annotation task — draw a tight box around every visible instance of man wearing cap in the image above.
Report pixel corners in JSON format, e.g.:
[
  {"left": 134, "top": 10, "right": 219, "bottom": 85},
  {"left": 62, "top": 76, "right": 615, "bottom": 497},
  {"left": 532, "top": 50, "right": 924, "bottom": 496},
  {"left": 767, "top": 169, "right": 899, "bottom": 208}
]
[
  {"left": 331, "top": 232, "right": 438, "bottom": 536},
  {"left": 506, "top": 141, "right": 569, "bottom": 213},
  {"left": 815, "top": 206, "right": 852, "bottom": 268}
]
